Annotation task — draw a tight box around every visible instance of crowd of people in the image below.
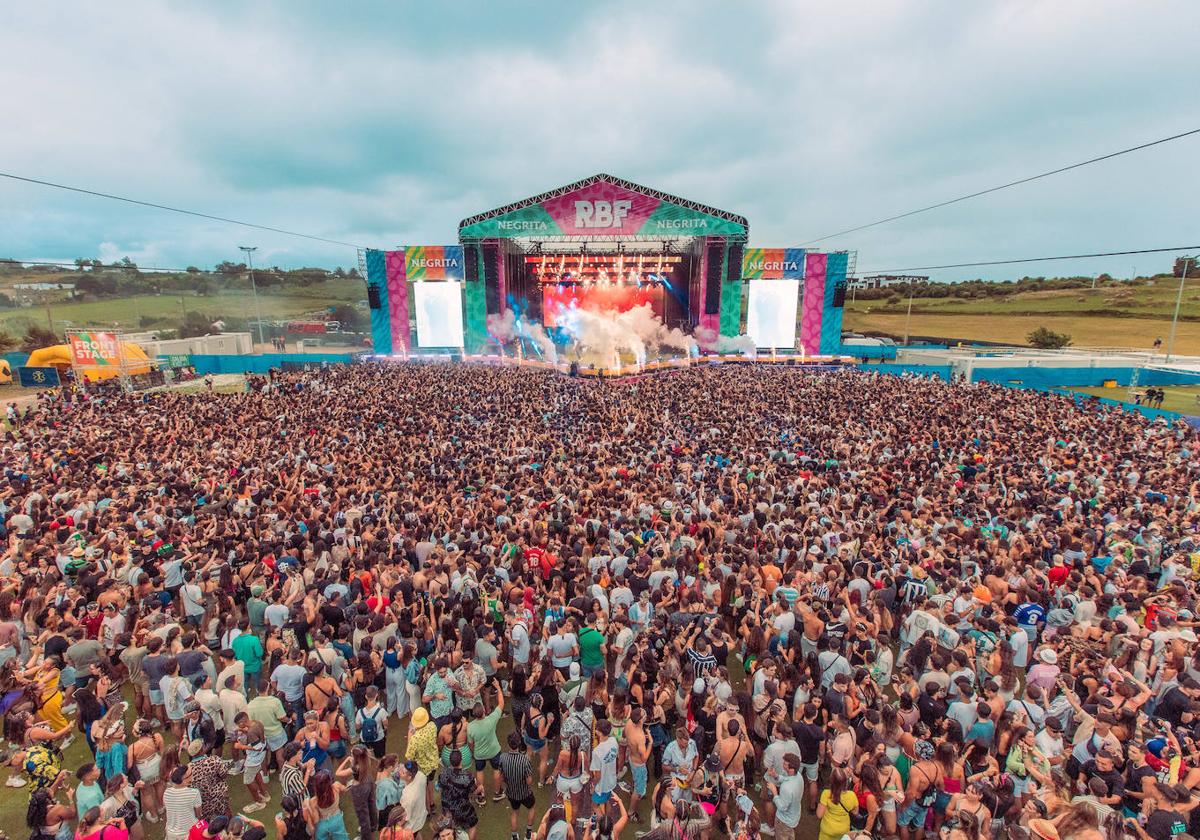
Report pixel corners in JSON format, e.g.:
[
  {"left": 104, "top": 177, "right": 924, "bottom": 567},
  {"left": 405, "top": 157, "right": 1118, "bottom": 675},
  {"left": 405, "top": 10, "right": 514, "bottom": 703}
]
[{"left": 0, "top": 362, "right": 1199, "bottom": 840}]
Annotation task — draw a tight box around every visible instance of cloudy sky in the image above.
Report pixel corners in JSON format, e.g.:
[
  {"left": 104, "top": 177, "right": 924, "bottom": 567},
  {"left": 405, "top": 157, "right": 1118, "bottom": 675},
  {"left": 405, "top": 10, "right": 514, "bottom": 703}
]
[{"left": 2, "top": 1, "right": 1197, "bottom": 281}]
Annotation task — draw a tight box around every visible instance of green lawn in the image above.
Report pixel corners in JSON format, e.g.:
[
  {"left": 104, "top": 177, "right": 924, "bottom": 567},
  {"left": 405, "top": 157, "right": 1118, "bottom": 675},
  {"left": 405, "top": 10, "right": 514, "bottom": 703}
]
[
  {"left": 0, "top": 279, "right": 364, "bottom": 337},
  {"left": 1068, "top": 384, "right": 1200, "bottom": 415},
  {"left": 844, "top": 277, "right": 1200, "bottom": 320}
]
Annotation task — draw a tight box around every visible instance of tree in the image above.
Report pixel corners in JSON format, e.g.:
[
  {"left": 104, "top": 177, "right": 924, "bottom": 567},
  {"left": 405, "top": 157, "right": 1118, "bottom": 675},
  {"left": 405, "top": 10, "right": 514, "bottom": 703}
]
[
  {"left": 185, "top": 266, "right": 201, "bottom": 274},
  {"left": 179, "top": 310, "right": 220, "bottom": 338},
  {"left": 1027, "top": 327, "right": 1072, "bottom": 349},
  {"left": 329, "top": 304, "right": 363, "bottom": 331},
  {"left": 0, "top": 332, "right": 17, "bottom": 354},
  {"left": 75, "top": 274, "right": 119, "bottom": 297},
  {"left": 21, "top": 326, "right": 60, "bottom": 352}
]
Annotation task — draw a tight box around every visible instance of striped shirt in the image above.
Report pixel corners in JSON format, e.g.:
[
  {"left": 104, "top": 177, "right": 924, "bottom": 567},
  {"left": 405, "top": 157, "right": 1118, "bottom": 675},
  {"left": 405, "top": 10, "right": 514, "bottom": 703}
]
[
  {"left": 498, "top": 750, "right": 533, "bottom": 802},
  {"left": 163, "top": 785, "right": 202, "bottom": 837},
  {"left": 280, "top": 763, "right": 307, "bottom": 800}
]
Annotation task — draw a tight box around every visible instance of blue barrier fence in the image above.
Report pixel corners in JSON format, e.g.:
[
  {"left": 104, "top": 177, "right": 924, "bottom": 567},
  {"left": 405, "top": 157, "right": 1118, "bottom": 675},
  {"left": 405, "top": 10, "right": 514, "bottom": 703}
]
[
  {"left": 853, "top": 363, "right": 952, "bottom": 380},
  {"left": 841, "top": 345, "right": 899, "bottom": 360},
  {"left": 3, "top": 352, "right": 30, "bottom": 371},
  {"left": 970, "top": 366, "right": 1200, "bottom": 388},
  {"left": 189, "top": 352, "right": 359, "bottom": 375}
]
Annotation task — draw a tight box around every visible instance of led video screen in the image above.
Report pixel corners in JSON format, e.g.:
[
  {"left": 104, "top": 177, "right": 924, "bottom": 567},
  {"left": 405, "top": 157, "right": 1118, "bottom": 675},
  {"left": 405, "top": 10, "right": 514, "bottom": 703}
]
[
  {"left": 746, "top": 279, "right": 800, "bottom": 348},
  {"left": 414, "top": 281, "right": 465, "bottom": 347},
  {"left": 542, "top": 285, "right": 663, "bottom": 328}
]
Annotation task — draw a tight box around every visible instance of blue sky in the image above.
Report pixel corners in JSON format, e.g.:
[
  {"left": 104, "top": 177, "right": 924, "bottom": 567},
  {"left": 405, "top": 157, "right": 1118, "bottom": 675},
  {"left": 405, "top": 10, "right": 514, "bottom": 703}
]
[{"left": 2, "top": 1, "right": 1197, "bottom": 281}]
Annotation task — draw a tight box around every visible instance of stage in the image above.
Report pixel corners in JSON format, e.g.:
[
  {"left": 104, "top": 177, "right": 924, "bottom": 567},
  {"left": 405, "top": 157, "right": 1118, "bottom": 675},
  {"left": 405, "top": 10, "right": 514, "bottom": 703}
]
[{"left": 364, "top": 174, "right": 852, "bottom": 363}]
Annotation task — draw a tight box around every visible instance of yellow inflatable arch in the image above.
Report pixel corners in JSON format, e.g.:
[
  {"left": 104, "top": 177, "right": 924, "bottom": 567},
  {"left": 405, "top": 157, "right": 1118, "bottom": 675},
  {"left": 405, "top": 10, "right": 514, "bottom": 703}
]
[{"left": 26, "top": 342, "right": 152, "bottom": 381}]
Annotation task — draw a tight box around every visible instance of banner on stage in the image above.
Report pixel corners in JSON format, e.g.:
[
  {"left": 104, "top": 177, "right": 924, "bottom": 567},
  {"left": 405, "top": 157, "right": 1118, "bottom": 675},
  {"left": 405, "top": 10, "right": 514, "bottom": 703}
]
[
  {"left": 741, "top": 248, "right": 806, "bottom": 279},
  {"left": 402, "top": 246, "right": 464, "bottom": 281},
  {"left": 68, "top": 331, "right": 121, "bottom": 367},
  {"left": 459, "top": 181, "right": 745, "bottom": 239}
]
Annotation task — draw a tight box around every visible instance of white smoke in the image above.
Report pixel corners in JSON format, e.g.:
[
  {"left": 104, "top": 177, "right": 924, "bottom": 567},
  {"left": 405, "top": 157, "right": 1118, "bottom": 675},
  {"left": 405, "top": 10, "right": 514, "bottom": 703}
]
[
  {"left": 693, "top": 324, "right": 757, "bottom": 357},
  {"left": 486, "top": 310, "right": 517, "bottom": 341},
  {"left": 487, "top": 310, "right": 557, "bottom": 363},
  {"left": 559, "top": 303, "right": 699, "bottom": 367}
]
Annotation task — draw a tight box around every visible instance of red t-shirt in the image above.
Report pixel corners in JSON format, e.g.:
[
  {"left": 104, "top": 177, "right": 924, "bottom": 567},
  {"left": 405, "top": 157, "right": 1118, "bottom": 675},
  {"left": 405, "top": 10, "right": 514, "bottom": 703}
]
[
  {"left": 1047, "top": 565, "right": 1069, "bottom": 588},
  {"left": 81, "top": 613, "right": 104, "bottom": 639},
  {"left": 525, "top": 547, "right": 557, "bottom": 580},
  {"left": 366, "top": 595, "right": 391, "bottom": 614}
]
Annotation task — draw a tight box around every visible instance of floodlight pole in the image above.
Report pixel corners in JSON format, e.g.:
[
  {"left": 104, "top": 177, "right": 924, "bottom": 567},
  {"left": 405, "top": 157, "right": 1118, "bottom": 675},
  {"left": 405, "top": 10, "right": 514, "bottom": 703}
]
[
  {"left": 239, "top": 246, "right": 265, "bottom": 348},
  {"left": 903, "top": 283, "right": 915, "bottom": 346},
  {"left": 1166, "top": 256, "right": 1190, "bottom": 363}
]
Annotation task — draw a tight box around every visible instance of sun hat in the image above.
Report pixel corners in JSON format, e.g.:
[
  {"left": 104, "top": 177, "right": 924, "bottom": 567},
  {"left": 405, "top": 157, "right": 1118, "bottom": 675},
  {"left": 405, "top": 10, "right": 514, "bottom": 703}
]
[
  {"left": 1038, "top": 648, "right": 1058, "bottom": 665},
  {"left": 1029, "top": 819, "right": 1059, "bottom": 840},
  {"left": 411, "top": 708, "right": 430, "bottom": 728}
]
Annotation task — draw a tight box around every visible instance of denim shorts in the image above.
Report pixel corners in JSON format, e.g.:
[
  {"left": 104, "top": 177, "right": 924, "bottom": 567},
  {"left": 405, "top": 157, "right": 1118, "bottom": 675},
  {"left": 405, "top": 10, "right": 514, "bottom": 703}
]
[
  {"left": 266, "top": 730, "right": 289, "bottom": 751},
  {"left": 631, "top": 762, "right": 648, "bottom": 796},
  {"left": 523, "top": 734, "right": 546, "bottom": 751},
  {"left": 898, "top": 801, "right": 929, "bottom": 829}
]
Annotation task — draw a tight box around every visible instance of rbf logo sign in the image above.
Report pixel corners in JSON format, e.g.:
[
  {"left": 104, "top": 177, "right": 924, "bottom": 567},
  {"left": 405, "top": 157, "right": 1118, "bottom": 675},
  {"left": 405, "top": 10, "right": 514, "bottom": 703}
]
[{"left": 574, "top": 200, "right": 632, "bottom": 228}]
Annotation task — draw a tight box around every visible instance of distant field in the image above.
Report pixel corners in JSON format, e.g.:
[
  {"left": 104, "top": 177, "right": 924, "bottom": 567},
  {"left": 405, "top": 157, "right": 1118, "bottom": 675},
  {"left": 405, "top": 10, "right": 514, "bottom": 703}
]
[
  {"left": 842, "top": 278, "right": 1200, "bottom": 352},
  {"left": 0, "top": 276, "right": 363, "bottom": 336},
  {"left": 844, "top": 278, "right": 1200, "bottom": 319},
  {"left": 1068, "top": 384, "right": 1200, "bottom": 415},
  {"left": 842, "top": 311, "right": 1200, "bottom": 354}
]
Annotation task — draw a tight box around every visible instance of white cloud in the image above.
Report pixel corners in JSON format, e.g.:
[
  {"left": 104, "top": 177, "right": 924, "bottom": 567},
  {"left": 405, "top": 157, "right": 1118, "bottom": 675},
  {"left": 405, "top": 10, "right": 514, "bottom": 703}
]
[{"left": 0, "top": 0, "right": 1196, "bottom": 280}]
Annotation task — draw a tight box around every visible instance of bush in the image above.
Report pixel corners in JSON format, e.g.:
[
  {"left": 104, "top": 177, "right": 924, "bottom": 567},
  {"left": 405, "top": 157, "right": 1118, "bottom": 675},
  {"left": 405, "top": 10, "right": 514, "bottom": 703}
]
[
  {"left": 179, "top": 311, "right": 222, "bottom": 339},
  {"left": 329, "top": 304, "right": 363, "bottom": 331},
  {"left": 20, "top": 326, "right": 60, "bottom": 352},
  {"left": 1027, "top": 327, "right": 1072, "bottom": 349}
]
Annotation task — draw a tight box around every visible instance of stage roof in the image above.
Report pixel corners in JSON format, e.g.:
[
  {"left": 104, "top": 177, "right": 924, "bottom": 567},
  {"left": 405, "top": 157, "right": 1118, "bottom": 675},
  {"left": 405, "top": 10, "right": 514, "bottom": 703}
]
[{"left": 458, "top": 173, "right": 748, "bottom": 243}]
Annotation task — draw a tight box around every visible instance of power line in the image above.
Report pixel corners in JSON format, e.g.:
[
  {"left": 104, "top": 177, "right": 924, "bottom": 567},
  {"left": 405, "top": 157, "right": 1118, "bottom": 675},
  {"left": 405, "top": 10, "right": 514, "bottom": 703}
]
[
  {"left": 856, "top": 245, "right": 1198, "bottom": 275},
  {"left": 0, "top": 259, "right": 356, "bottom": 274},
  {"left": 5, "top": 259, "right": 234, "bottom": 272},
  {"left": 0, "top": 172, "right": 368, "bottom": 250},
  {"left": 802, "top": 127, "right": 1200, "bottom": 246}
]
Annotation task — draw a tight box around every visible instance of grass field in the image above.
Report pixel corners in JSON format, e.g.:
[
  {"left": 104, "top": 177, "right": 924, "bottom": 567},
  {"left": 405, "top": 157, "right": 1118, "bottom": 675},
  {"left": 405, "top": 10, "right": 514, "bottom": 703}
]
[
  {"left": 6, "top": 271, "right": 1200, "bottom": 354},
  {"left": 842, "top": 278, "right": 1200, "bottom": 352},
  {"left": 1068, "top": 384, "right": 1200, "bottom": 415},
  {"left": 843, "top": 311, "right": 1200, "bottom": 354},
  {"left": 0, "top": 277, "right": 364, "bottom": 337}
]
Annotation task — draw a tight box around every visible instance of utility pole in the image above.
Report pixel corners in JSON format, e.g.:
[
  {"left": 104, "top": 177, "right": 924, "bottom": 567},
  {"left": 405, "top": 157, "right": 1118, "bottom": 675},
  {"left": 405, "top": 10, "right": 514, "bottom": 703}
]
[
  {"left": 1166, "top": 256, "right": 1191, "bottom": 363},
  {"left": 903, "top": 282, "right": 916, "bottom": 346},
  {"left": 239, "top": 246, "right": 265, "bottom": 348}
]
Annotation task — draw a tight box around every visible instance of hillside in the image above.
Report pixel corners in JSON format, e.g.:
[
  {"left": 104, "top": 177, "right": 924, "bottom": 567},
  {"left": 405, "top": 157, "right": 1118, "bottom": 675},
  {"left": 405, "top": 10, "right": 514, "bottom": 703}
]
[
  {"left": 842, "top": 275, "right": 1200, "bottom": 353},
  {"left": 2, "top": 263, "right": 1197, "bottom": 354},
  {"left": 0, "top": 262, "right": 365, "bottom": 348}
]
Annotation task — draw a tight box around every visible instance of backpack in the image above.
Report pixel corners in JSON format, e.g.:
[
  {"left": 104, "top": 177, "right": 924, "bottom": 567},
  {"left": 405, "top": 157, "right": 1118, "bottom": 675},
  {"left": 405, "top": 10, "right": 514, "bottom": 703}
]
[{"left": 359, "top": 706, "right": 382, "bottom": 743}]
